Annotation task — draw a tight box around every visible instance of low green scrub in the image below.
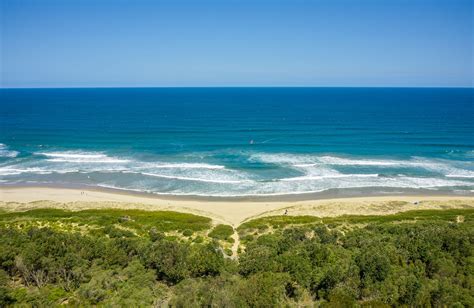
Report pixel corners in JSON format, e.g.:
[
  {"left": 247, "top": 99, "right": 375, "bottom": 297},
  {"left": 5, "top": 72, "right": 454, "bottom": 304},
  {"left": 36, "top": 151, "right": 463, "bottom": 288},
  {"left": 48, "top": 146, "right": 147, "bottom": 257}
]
[
  {"left": 0, "top": 207, "right": 472, "bottom": 306},
  {"left": 239, "top": 209, "right": 474, "bottom": 236},
  {"left": 238, "top": 215, "right": 324, "bottom": 244},
  {"left": 208, "top": 224, "right": 234, "bottom": 241},
  {"left": 238, "top": 215, "right": 320, "bottom": 235},
  {"left": 323, "top": 208, "right": 474, "bottom": 224},
  {"left": 0, "top": 208, "right": 212, "bottom": 237}
]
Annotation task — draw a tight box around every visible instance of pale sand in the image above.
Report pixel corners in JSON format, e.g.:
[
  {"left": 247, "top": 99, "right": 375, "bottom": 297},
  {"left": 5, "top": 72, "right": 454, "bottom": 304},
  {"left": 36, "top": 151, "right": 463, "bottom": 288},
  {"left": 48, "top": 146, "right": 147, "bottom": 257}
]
[{"left": 1, "top": 187, "right": 474, "bottom": 226}]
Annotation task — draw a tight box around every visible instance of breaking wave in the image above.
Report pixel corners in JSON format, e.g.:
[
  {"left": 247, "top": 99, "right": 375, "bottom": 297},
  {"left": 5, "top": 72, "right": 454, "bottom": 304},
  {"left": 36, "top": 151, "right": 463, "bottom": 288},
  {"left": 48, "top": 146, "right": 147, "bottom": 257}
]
[
  {"left": 250, "top": 153, "right": 474, "bottom": 178},
  {"left": 1, "top": 149, "right": 473, "bottom": 197},
  {"left": 35, "top": 151, "right": 130, "bottom": 163},
  {"left": 140, "top": 172, "right": 250, "bottom": 184},
  {"left": 0, "top": 144, "right": 19, "bottom": 158},
  {"left": 280, "top": 174, "right": 379, "bottom": 182}
]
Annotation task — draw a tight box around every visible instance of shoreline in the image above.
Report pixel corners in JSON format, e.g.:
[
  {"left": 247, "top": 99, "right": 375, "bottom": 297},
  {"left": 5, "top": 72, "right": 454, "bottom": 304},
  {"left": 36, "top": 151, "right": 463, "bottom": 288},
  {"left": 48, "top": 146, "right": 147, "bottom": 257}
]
[
  {"left": 1, "top": 186, "right": 474, "bottom": 226},
  {"left": 1, "top": 182, "right": 473, "bottom": 202}
]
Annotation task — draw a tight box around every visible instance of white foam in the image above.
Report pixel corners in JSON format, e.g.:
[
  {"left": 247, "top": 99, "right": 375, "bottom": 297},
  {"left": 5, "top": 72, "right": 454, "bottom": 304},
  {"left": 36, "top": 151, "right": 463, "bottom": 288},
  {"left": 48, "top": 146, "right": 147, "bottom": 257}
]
[
  {"left": 35, "top": 152, "right": 227, "bottom": 169},
  {"left": 250, "top": 153, "right": 315, "bottom": 165},
  {"left": 97, "top": 183, "right": 327, "bottom": 197},
  {"left": 0, "top": 167, "right": 52, "bottom": 176},
  {"left": 37, "top": 152, "right": 106, "bottom": 159},
  {"left": 251, "top": 153, "right": 348, "bottom": 180},
  {"left": 47, "top": 158, "right": 129, "bottom": 163},
  {"left": 390, "top": 176, "right": 470, "bottom": 188},
  {"left": 411, "top": 158, "right": 474, "bottom": 178},
  {"left": 280, "top": 174, "right": 379, "bottom": 182},
  {"left": 251, "top": 153, "right": 403, "bottom": 167},
  {"left": 0, "top": 144, "right": 19, "bottom": 158},
  {"left": 3, "top": 149, "right": 474, "bottom": 197},
  {"left": 97, "top": 184, "right": 154, "bottom": 194},
  {"left": 89, "top": 174, "right": 474, "bottom": 197},
  {"left": 317, "top": 156, "right": 400, "bottom": 166},
  {"left": 317, "top": 156, "right": 450, "bottom": 169},
  {"left": 142, "top": 163, "right": 225, "bottom": 170},
  {"left": 293, "top": 163, "right": 319, "bottom": 167},
  {"left": 36, "top": 151, "right": 130, "bottom": 163},
  {"left": 446, "top": 174, "right": 474, "bottom": 178},
  {"left": 141, "top": 172, "right": 250, "bottom": 184},
  {"left": 252, "top": 153, "right": 474, "bottom": 179}
]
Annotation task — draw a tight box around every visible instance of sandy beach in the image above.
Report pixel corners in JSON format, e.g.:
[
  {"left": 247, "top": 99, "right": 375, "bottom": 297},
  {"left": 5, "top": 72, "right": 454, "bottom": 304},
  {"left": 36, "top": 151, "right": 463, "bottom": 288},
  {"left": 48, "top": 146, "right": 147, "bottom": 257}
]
[{"left": 1, "top": 187, "right": 473, "bottom": 226}]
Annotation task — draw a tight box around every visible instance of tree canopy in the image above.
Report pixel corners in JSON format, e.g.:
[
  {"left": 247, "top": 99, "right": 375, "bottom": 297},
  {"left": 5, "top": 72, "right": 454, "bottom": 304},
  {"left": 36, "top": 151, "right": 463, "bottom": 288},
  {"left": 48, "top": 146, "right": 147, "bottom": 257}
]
[{"left": 0, "top": 208, "right": 472, "bottom": 306}]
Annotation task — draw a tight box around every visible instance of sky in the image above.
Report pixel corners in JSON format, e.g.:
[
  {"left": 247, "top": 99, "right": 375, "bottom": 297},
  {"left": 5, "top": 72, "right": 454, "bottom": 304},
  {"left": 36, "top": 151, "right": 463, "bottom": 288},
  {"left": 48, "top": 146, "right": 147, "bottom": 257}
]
[{"left": 1, "top": 0, "right": 473, "bottom": 88}]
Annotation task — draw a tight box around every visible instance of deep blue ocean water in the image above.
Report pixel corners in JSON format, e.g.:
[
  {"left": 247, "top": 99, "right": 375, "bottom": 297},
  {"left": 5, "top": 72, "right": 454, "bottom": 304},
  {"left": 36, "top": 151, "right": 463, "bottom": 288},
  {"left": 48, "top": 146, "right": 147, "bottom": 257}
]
[{"left": 1, "top": 87, "right": 473, "bottom": 197}]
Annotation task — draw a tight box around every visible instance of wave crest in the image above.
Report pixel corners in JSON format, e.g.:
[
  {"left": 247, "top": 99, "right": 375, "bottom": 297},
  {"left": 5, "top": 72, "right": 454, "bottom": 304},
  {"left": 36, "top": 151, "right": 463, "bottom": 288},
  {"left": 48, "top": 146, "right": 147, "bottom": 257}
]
[
  {"left": 35, "top": 151, "right": 130, "bottom": 163},
  {"left": 0, "top": 144, "right": 19, "bottom": 158}
]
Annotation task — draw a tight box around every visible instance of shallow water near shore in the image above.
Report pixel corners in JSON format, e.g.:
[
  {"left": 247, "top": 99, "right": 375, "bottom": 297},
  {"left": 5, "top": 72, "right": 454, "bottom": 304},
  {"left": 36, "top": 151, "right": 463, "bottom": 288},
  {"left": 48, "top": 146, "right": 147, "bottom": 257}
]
[{"left": 1, "top": 87, "right": 473, "bottom": 197}]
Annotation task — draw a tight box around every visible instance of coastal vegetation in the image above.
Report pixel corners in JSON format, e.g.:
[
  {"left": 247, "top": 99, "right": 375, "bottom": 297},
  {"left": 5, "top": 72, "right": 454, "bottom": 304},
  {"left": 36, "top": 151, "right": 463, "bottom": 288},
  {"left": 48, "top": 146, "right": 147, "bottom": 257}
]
[{"left": 0, "top": 207, "right": 472, "bottom": 306}]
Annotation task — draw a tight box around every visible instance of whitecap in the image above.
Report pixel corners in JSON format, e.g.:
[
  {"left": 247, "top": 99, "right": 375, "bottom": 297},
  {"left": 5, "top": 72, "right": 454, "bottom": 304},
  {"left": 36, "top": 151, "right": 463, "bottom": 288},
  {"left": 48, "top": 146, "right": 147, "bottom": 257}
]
[
  {"left": 249, "top": 153, "right": 315, "bottom": 165},
  {"left": 0, "top": 167, "right": 52, "bottom": 176},
  {"left": 252, "top": 153, "right": 474, "bottom": 179},
  {"left": 35, "top": 151, "right": 130, "bottom": 163},
  {"left": 410, "top": 157, "right": 474, "bottom": 178},
  {"left": 317, "top": 156, "right": 400, "bottom": 166},
  {"left": 250, "top": 153, "right": 347, "bottom": 179},
  {"left": 141, "top": 163, "right": 225, "bottom": 170},
  {"left": 280, "top": 174, "right": 379, "bottom": 182},
  {"left": 445, "top": 174, "right": 474, "bottom": 178},
  {"left": 0, "top": 144, "right": 19, "bottom": 158},
  {"left": 140, "top": 172, "right": 250, "bottom": 184},
  {"left": 95, "top": 173, "right": 474, "bottom": 197}
]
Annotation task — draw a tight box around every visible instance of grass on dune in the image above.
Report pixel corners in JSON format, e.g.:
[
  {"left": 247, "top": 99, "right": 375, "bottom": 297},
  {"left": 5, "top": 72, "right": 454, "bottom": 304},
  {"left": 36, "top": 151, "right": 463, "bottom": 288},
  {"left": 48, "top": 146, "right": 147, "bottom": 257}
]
[
  {"left": 0, "top": 208, "right": 213, "bottom": 236},
  {"left": 208, "top": 224, "right": 234, "bottom": 242},
  {"left": 238, "top": 215, "right": 321, "bottom": 231},
  {"left": 238, "top": 208, "right": 474, "bottom": 235},
  {"left": 322, "top": 208, "right": 474, "bottom": 224}
]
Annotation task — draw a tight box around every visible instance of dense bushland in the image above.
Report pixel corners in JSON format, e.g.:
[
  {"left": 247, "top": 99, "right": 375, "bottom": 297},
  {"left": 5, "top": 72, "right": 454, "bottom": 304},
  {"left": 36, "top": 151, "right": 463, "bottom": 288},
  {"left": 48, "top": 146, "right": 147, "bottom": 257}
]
[{"left": 0, "top": 208, "right": 472, "bottom": 306}]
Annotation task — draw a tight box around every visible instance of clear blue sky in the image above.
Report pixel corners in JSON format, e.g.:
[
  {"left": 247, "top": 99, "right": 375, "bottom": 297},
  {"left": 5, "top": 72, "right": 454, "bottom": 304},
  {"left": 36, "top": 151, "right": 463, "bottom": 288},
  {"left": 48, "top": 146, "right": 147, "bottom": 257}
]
[{"left": 1, "top": 0, "right": 472, "bottom": 88}]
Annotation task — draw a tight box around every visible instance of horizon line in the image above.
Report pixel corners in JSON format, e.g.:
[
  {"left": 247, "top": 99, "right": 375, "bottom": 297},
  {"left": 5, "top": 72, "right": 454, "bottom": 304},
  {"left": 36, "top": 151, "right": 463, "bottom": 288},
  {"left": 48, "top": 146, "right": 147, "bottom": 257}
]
[{"left": 1, "top": 85, "right": 473, "bottom": 90}]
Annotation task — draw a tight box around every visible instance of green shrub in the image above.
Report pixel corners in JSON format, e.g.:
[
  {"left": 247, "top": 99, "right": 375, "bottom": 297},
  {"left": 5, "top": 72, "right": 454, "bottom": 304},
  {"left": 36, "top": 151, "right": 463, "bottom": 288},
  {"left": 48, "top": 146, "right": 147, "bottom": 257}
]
[
  {"left": 208, "top": 225, "right": 234, "bottom": 241},
  {"left": 193, "top": 236, "right": 204, "bottom": 244},
  {"left": 182, "top": 229, "right": 193, "bottom": 237},
  {"left": 0, "top": 207, "right": 472, "bottom": 306}
]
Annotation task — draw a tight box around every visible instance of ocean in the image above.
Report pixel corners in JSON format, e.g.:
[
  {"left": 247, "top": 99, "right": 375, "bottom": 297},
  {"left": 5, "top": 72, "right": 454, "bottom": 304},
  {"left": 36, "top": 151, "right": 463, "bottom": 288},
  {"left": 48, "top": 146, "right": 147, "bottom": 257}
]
[{"left": 1, "top": 87, "right": 473, "bottom": 198}]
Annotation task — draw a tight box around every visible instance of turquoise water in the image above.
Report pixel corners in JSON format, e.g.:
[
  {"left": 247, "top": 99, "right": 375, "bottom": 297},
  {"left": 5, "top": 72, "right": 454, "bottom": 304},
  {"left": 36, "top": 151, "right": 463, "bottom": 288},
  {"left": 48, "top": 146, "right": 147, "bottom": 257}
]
[{"left": 1, "top": 87, "right": 473, "bottom": 197}]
